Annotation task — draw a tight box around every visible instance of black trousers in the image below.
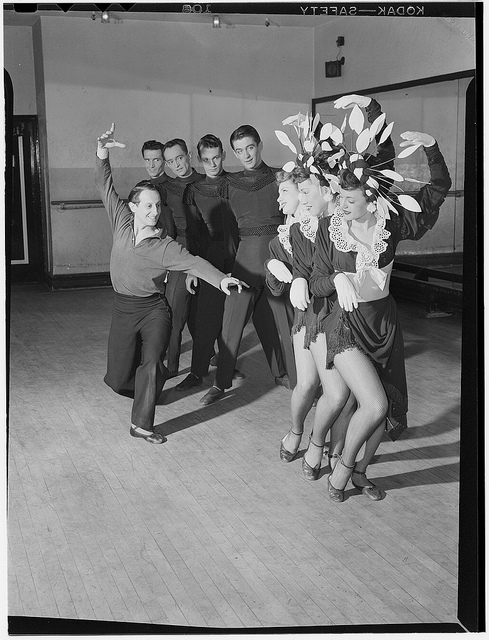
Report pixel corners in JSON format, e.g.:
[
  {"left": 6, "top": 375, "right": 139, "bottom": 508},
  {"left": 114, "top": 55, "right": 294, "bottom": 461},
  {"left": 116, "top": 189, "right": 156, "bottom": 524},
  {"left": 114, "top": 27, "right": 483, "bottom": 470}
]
[
  {"left": 104, "top": 292, "right": 172, "bottom": 430},
  {"left": 268, "top": 293, "right": 297, "bottom": 388},
  {"left": 190, "top": 239, "right": 234, "bottom": 378},
  {"left": 165, "top": 234, "right": 197, "bottom": 374},
  {"left": 215, "top": 234, "right": 286, "bottom": 390}
]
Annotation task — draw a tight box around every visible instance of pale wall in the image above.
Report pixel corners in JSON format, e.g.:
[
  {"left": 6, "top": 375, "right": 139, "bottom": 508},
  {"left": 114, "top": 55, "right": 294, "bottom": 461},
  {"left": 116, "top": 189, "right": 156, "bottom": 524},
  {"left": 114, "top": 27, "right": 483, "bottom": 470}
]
[
  {"left": 313, "top": 16, "right": 475, "bottom": 257},
  {"left": 313, "top": 17, "right": 475, "bottom": 97},
  {"left": 4, "top": 25, "right": 37, "bottom": 114},
  {"left": 6, "top": 14, "right": 476, "bottom": 276},
  {"left": 37, "top": 16, "right": 312, "bottom": 275}
]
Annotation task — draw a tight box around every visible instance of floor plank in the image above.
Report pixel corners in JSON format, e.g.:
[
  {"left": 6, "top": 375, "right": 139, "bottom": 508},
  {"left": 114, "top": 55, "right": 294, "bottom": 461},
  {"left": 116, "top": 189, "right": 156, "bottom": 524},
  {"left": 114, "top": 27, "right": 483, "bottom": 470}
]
[{"left": 8, "top": 284, "right": 461, "bottom": 629}]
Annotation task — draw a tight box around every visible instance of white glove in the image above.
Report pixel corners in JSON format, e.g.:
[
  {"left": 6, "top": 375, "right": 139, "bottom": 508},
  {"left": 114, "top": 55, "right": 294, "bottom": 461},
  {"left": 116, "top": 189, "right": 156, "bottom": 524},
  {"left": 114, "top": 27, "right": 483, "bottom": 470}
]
[
  {"left": 334, "top": 94, "right": 372, "bottom": 110},
  {"left": 289, "top": 278, "right": 310, "bottom": 311},
  {"left": 400, "top": 131, "right": 436, "bottom": 148},
  {"left": 268, "top": 259, "right": 293, "bottom": 283},
  {"left": 334, "top": 273, "right": 359, "bottom": 312}
]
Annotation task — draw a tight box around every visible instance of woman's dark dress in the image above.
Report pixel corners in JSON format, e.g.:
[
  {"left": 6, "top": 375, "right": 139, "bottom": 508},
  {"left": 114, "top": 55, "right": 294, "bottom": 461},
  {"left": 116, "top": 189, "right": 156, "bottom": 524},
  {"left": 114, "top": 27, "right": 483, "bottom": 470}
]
[{"left": 309, "top": 143, "right": 451, "bottom": 440}]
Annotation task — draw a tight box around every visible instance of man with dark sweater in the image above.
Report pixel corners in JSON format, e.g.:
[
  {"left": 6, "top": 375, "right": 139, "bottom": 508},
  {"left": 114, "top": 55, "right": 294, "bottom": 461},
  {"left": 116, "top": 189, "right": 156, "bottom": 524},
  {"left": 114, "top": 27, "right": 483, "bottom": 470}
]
[
  {"left": 175, "top": 134, "right": 244, "bottom": 391},
  {"left": 200, "top": 125, "right": 289, "bottom": 405},
  {"left": 162, "top": 138, "right": 206, "bottom": 377},
  {"left": 141, "top": 139, "right": 175, "bottom": 238}
]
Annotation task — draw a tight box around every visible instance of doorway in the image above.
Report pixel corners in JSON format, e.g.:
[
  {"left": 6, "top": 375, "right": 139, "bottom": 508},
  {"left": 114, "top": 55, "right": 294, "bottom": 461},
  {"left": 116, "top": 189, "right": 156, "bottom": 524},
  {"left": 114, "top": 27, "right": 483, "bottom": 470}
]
[{"left": 7, "top": 114, "right": 45, "bottom": 284}]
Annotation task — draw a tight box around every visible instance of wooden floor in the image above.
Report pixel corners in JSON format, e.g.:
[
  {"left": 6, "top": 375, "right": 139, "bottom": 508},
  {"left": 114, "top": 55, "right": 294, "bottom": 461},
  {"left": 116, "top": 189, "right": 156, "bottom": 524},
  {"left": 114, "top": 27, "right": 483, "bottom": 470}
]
[{"left": 8, "top": 284, "right": 462, "bottom": 631}]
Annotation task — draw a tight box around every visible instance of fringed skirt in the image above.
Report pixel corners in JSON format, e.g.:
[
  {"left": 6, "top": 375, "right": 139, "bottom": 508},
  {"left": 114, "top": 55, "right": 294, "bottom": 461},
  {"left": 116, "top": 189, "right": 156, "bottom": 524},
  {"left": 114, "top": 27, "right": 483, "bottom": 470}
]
[
  {"left": 318, "top": 295, "right": 408, "bottom": 441},
  {"left": 291, "top": 295, "right": 333, "bottom": 349}
]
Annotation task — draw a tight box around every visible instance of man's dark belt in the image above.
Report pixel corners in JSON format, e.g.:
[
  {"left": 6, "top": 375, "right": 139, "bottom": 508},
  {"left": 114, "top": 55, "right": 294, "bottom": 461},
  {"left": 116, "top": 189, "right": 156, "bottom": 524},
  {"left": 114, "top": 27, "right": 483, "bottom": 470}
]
[
  {"left": 115, "top": 290, "right": 166, "bottom": 300},
  {"left": 239, "top": 224, "right": 279, "bottom": 237}
]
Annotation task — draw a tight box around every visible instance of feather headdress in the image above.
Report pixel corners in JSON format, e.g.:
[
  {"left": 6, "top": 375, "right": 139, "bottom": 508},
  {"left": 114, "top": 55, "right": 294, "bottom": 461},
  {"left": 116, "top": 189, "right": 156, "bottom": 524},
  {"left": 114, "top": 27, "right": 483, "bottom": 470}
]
[{"left": 275, "top": 106, "right": 427, "bottom": 215}]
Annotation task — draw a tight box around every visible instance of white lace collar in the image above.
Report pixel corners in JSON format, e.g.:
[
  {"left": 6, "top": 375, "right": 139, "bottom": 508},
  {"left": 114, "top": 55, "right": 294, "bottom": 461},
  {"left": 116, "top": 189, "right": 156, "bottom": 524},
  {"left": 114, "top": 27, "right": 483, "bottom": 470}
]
[
  {"left": 298, "top": 216, "right": 319, "bottom": 243},
  {"left": 278, "top": 207, "right": 326, "bottom": 248},
  {"left": 277, "top": 222, "right": 293, "bottom": 256},
  {"left": 277, "top": 212, "right": 303, "bottom": 255},
  {"left": 328, "top": 203, "right": 391, "bottom": 270},
  {"left": 297, "top": 201, "right": 330, "bottom": 243}
]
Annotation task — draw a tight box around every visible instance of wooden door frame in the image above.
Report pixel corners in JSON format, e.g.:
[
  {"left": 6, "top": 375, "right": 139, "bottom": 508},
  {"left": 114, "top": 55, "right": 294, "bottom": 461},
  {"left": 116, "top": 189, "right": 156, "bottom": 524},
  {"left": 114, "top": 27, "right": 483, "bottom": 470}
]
[{"left": 7, "top": 113, "right": 47, "bottom": 284}]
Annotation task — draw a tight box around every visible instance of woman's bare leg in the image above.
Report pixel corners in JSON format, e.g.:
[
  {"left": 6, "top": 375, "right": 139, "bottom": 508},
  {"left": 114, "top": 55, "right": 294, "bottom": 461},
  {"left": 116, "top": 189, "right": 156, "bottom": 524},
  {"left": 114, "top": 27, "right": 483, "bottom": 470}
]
[
  {"left": 351, "top": 420, "right": 385, "bottom": 488},
  {"left": 328, "top": 348, "right": 388, "bottom": 491},
  {"left": 281, "top": 329, "right": 319, "bottom": 455},
  {"left": 327, "top": 391, "right": 356, "bottom": 469},
  {"left": 302, "top": 334, "right": 350, "bottom": 472}
]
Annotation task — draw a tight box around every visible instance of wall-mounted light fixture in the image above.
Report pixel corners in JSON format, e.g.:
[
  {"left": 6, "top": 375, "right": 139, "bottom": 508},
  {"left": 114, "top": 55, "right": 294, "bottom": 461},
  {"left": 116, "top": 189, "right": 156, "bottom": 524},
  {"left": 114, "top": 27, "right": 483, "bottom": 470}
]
[
  {"left": 213, "top": 15, "right": 221, "bottom": 28},
  {"left": 91, "top": 11, "right": 122, "bottom": 24},
  {"left": 325, "top": 36, "right": 345, "bottom": 77}
]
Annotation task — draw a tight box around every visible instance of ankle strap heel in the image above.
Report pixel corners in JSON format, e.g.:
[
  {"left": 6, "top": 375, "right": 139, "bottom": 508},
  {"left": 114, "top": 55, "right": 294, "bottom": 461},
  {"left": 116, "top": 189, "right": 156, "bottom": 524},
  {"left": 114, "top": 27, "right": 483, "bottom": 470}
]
[
  {"left": 280, "top": 429, "right": 303, "bottom": 463},
  {"left": 301, "top": 440, "right": 323, "bottom": 481},
  {"left": 351, "top": 467, "right": 384, "bottom": 501},
  {"left": 327, "top": 456, "right": 354, "bottom": 503}
]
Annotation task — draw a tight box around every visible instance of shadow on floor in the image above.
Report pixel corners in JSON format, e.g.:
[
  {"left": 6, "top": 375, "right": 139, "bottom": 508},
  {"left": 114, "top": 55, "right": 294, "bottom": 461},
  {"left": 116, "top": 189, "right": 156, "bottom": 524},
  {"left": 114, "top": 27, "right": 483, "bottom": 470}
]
[
  {"left": 394, "top": 408, "right": 460, "bottom": 440},
  {"left": 370, "top": 461, "right": 460, "bottom": 492},
  {"left": 154, "top": 378, "right": 278, "bottom": 437},
  {"left": 376, "top": 440, "right": 460, "bottom": 464}
]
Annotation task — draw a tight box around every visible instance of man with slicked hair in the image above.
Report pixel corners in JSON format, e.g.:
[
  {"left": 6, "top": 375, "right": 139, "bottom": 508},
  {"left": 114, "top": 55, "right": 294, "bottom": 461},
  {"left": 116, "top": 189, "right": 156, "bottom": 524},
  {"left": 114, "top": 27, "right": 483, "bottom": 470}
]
[
  {"left": 141, "top": 139, "right": 175, "bottom": 238},
  {"left": 176, "top": 134, "right": 243, "bottom": 391},
  {"left": 200, "top": 125, "right": 289, "bottom": 405},
  {"left": 162, "top": 138, "right": 206, "bottom": 377}
]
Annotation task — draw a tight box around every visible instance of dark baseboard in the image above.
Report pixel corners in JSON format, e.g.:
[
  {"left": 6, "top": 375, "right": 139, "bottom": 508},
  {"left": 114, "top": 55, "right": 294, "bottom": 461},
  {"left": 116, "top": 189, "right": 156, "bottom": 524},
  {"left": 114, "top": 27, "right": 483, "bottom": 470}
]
[
  {"left": 391, "top": 276, "right": 463, "bottom": 313},
  {"left": 395, "top": 252, "right": 463, "bottom": 268},
  {"left": 44, "top": 271, "right": 112, "bottom": 291}
]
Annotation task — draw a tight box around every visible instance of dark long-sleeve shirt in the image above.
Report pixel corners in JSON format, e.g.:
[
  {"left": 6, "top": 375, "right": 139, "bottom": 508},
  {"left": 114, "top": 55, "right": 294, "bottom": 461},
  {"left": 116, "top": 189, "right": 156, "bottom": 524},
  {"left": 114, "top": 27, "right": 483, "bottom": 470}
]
[
  {"left": 290, "top": 220, "right": 317, "bottom": 282},
  {"left": 162, "top": 169, "right": 206, "bottom": 254},
  {"left": 184, "top": 171, "right": 239, "bottom": 261},
  {"left": 224, "top": 162, "right": 284, "bottom": 231},
  {"left": 364, "top": 98, "right": 395, "bottom": 174},
  {"left": 94, "top": 155, "right": 227, "bottom": 297},
  {"left": 264, "top": 233, "right": 293, "bottom": 297},
  {"left": 149, "top": 174, "right": 176, "bottom": 239}
]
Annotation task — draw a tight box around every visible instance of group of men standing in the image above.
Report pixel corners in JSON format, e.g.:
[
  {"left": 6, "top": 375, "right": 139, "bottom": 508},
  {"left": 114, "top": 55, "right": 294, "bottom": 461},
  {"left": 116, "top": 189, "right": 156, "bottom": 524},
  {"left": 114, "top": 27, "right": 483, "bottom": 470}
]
[{"left": 140, "top": 126, "right": 293, "bottom": 405}]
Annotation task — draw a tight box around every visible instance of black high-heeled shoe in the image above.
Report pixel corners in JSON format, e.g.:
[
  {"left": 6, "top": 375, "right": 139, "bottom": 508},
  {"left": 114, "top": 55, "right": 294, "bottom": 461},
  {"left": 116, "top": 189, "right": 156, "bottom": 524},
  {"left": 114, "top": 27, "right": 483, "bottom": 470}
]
[
  {"left": 301, "top": 440, "right": 323, "bottom": 481},
  {"left": 327, "top": 457, "right": 355, "bottom": 502},
  {"left": 351, "top": 468, "right": 385, "bottom": 501},
  {"left": 279, "top": 430, "right": 303, "bottom": 463}
]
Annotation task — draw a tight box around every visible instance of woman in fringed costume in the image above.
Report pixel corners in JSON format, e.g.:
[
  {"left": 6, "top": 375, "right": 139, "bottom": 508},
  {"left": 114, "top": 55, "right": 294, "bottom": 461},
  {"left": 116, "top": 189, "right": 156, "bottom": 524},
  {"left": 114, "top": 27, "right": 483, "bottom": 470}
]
[
  {"left": 267, "top": 166, "right": 351, "bottom": 474},
  {"left": 263, "top": 170, "right": 301, "bottom": 389},
  {"left": 275, "top": 95, "right": 399, "bottom": 492},
  {"left": 309, "top": 127, "right": 451, "bottom": 501}
]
